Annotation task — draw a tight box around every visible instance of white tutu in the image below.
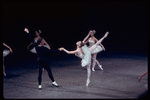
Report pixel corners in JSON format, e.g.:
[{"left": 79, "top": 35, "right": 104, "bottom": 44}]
[
  {"left": 30, "top": 45, "right": 49, "bottom": 54},
  {"left": 3, "top": 49, "right": 10, "bottom": 57},
  {"left": 30, "top": 47, "right": 37, "bottom": 53},
  {"left": 91, "top": 45, "right": 103, "bottom": 54},
  {"left": 81, "top": 45, "right": 91, "bottom": 67}
]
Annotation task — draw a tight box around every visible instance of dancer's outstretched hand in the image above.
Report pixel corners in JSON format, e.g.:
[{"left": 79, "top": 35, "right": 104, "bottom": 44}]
[
  {"left": 103, "top": 47, "right": 105, "bottom": 51},
  {"left": 58, "top": 48, "right": 62, "bottom": 51},
  {"left": 24, "top": 28, "right": 29, "bottom": 33},
  {"left": 10, "top": 48, "right": 13, "bottom": 53},
  {"left": 58, "top": 47, "right": 64, "bottom": 51},
  {"left": 138, "top": 77, "right": 141, "bottom": 82}
]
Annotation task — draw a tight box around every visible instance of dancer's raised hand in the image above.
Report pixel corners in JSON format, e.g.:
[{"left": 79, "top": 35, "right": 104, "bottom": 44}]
[{"left": 24, "top": 28, "right": 29, "bottom": 33}]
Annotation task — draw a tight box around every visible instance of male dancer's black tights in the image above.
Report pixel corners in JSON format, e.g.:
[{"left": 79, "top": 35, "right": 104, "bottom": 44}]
[{"left": 37, "top": 58, "right": 54, "bottom": 85}]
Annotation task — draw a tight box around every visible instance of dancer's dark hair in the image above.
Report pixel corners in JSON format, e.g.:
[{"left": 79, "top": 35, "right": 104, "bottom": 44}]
[{"left": 79, "top": 41, "right": 85, "bottom": 48}]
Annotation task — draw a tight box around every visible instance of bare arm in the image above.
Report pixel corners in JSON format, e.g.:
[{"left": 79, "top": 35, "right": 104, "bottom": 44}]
[
  {"left": 24, "top": 28, "right": 37, "bottom": 47},
  {"left": 42, "top": 39, "right": 51, "bottom": 49},
  {"left": 3, "top": 43, "right": 13, "bottom": 53},
  {"left": 94, "top": 37, "right": 105, "bottom": 51},
  {"left": 60, "top": 47, "right": 78, "bottom": 54},
  {"left": 82, "top": 32, "right": 90, "bottom": 44},
  {"left": 84, "top": 38, "right": 90, "bottom": 44},
  {"left": 27, "top": 42, "right": 33, "bottom": 49},
  {"left": 100, "top": 43, "right": 105, "bottom": 51},
  {"left": 93, "top": 37, "right": 105, "bottom": 51},
  {"left": 138, "top": 71, "right": 148, "bottom": 82}
]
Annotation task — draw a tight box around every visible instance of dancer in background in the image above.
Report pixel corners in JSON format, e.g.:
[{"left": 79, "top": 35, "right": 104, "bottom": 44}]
[
  {"left": 84, "top": 30, "right": 105, "bottom": 71},
  {"left": 3, "top": 43, "right": 13, "bottom": 76},
  {"left": 59, "top": 31, "right": 109, "bottom": 86},
  {"left": 27, "top": 30, "right": 51, "bottom": 53},
  {"left": 24, "top": 28, "right": 59, "bottom": 89}
]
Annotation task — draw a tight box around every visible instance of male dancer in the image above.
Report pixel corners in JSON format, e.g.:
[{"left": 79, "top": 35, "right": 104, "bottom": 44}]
[{"left": 24, "top": 28, "right": 59, "bottom": 89}]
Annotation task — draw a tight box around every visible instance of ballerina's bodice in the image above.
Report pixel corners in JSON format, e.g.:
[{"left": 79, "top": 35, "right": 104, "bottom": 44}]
[
  {"left": 75, "top": 52, "right": 84, "bottom": 59},
  {"left": 88, "top": 38, "right": 95, "bottom": 47},
  {"left": 34, "top": 39, "right": 47, "bottom": 46}
]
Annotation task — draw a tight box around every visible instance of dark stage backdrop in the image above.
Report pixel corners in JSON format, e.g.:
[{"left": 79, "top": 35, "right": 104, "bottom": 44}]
[{"left": 3, "top": 1, "right": 148, "bottom": 59}]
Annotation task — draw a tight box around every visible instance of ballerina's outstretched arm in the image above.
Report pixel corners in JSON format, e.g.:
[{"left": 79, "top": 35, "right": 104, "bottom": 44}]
[
  {"left": 89, "top": 31, "right": 109, "bottom": 52},
  {"left": 3, "top": 43, "right": 13, "bottom": 53},
  {"left": 82, "top": 31, "right": 91, "bottom": 44},
  {"left": 59, "top": 47, "right": 79, "bottom": 54}
]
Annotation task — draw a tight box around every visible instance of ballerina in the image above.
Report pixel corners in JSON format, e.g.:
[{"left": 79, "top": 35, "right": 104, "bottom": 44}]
[
  {"left": 3, "top": 43, "right": 13, "bottom": 76},
  {"left": 27, "top": 30, "right": 51, "bottom": 53},
  {"left": 59, "top": 31, "right": 109, "bottom": 86},
  {"left": 84, "top": 30, "right": 105, "bottom": 71},
  {"left": 24, "top": 28, "right": 59, "bottom": 89}
]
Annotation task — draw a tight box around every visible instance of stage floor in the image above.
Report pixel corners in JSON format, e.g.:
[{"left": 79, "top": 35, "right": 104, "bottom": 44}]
[{"left": 3, "top": 53, "right": 148, "bottom": 99}]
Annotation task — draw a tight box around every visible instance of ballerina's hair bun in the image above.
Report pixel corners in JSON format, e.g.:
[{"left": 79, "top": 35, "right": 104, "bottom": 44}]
[
  {"left": 39, "top": 30, "right": 42, "bottom": 34},
  {"left": 93, "top": 30, "right": 96, "bottom": 34}
]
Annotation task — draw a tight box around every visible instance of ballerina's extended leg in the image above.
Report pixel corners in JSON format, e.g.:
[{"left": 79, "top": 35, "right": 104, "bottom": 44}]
[{"left": 89, "top": 32, "right": 109, "bottom": 52}]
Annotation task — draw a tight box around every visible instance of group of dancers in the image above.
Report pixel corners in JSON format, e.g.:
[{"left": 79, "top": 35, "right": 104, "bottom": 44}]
[{"left": 3, "top": 28, "right": 109, "bottom": 89}]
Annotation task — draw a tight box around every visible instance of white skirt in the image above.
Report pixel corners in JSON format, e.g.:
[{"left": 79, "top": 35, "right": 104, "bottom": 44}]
[
  {"left": 30, "top": 45, "right": 49, "bottom": 54},
  {"left": 91, "top": 45, "right": 103, "bottom": 54},
  {"left": 81, "top": 45, "right": 91, "bottom": 67},
  {"left": 3, "top": 49, "right": 10, "bottom": 57}
]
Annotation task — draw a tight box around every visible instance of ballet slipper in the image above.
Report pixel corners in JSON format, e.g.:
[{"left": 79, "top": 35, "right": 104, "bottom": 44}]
[
  {"left": 92, "top": 67, "right": 95, "bottom": 71},
  {"left": 86, "top": 79, "right": 90, "bottom": 86}
]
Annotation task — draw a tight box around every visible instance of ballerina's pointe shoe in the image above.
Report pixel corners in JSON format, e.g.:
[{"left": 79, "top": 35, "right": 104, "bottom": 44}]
[
  {"left": 92, "top": 68, "right": 95, "bottom": 71},
  {"left": 99, "top": 65, "right": 103, "bottom": 70},
  {"left": 86, "top": 80, "right": 90, "bottom": 87},
  {"left": 104, "top": 32, "right": 109, "bottom": 37}
]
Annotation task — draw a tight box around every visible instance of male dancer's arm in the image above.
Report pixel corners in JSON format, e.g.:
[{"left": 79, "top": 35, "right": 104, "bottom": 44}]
[
  {"left": 45, "top": 47, "right": 60, "bottom": 54},
  {"left": 24, "top": 28, "right": 37, "bottom": 47}
]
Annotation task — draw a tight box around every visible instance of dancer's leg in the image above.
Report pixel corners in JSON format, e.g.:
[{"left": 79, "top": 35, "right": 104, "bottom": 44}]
[
  {"left": 92, "top": 54, "right": 97, "bottom": 71},
  {"left": 86, "top": 62, "right": 91, "bottom": 86},
  {"left": 3, "top": 57, "right": 6, "bottom": 76},
  {"left": 38, "top": 64, "right": 43, "bottom": 85},
  {"left": 3, "top": 65, "right": 6, "bottom": 76},
  {"left": 95, "top": 60, "right": 103, "bottom": 70},
  {"left": 44, "top": 61, "right": 59, "bottom": 87},
  {"left": 44, "top": 63, "right": 55, "bottom": 82},
  {"left": 89, "top": 32, "right": 109, "bottom": 52}
]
